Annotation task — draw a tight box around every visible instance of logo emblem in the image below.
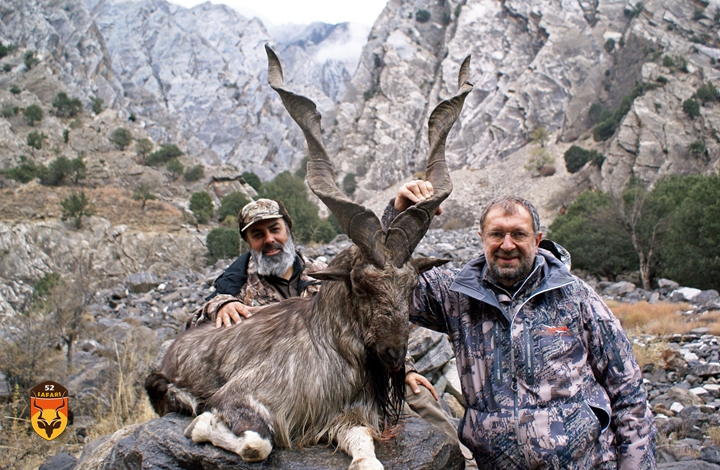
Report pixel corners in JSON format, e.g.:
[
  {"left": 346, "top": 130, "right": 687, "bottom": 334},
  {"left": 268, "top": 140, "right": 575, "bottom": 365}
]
[{"left": 30, "top": 381, "right": 69, "bottom": 440}]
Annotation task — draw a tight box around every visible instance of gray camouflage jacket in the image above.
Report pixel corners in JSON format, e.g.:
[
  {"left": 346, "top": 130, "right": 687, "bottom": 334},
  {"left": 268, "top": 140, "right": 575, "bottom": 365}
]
[{"left": 411, "top": 250, "right": 656, "bottom": 469}]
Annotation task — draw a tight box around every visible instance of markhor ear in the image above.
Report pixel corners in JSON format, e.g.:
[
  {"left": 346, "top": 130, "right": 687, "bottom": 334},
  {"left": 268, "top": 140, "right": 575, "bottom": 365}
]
[
  {"left": 310, "top": 269, "right": 351, "bottom": 282},
  {"left": 412, "top": 257, "right": 451, "bottom": 273}
]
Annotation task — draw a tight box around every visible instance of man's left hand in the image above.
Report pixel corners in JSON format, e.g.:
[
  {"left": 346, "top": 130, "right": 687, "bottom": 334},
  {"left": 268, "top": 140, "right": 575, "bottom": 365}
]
[{"left": 406, "top": 372, "right": 439, "bottom": 400}]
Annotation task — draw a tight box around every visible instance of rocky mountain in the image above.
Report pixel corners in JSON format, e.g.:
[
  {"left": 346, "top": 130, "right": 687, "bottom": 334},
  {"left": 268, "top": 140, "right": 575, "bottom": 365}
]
[{"left": 331, "top": 0, "right": 720, "bottom": 220}]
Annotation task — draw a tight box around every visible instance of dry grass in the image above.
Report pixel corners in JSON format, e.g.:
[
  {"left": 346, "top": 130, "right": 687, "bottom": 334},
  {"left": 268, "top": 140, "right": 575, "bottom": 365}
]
[
  {"left": 0, "top": 184, "right": 186, "bottom": 231},
  {"left": 608, "top": 300, "right": 720, "bottom": 335},
  {"left": 632, "top": 339, "right": 669, "bottom": 367}
]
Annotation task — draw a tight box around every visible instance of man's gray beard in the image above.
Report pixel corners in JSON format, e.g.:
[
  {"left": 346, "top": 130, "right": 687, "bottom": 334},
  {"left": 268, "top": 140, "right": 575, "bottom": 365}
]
[
  {"left": 252, "top": 235, "right": 296, "bottom": 277},
  {"left": 487, "top": 251, "right": 535, "bottom": 287}
]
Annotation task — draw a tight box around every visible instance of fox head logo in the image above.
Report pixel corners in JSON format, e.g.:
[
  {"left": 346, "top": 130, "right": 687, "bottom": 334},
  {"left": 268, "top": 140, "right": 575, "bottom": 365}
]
[{"left": 30, "top": 381, "right": 69, "bottom": 440}]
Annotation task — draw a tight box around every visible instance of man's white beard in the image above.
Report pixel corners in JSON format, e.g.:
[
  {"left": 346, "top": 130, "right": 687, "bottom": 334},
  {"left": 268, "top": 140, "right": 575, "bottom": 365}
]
[{"left": 252, "top": 235, "right": 296, "bottom": 277}]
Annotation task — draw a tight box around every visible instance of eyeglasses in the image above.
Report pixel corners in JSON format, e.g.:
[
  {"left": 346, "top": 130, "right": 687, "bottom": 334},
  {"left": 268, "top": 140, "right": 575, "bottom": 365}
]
[{"left": 484, "top": 231, "right": 533, "bottom": 243}]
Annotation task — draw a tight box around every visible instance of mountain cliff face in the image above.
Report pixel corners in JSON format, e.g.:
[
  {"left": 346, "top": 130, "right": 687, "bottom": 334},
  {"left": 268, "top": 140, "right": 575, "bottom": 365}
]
[
  {"left": 86, "top": 0, "right": 366, "bottom": 180},
  {"left": 331, "top": 0, "right": 720, "bottom": 208}
]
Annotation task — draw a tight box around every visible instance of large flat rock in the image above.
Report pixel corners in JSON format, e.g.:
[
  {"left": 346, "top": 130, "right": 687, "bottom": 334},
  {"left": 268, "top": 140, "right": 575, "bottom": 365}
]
[{"left": 74, "top": 413, "right": 465, "bottom": 470}]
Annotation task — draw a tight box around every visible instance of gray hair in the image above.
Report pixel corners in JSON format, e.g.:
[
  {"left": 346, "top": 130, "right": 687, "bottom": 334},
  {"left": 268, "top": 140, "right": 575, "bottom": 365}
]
[{"left": 479, "top": 195, "right": 541, "bottom": 234}]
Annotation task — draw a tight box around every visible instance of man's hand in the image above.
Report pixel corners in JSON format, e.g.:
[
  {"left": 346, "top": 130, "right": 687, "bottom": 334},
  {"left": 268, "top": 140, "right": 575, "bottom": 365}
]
[
  {"left": 395, "top": 180, "right": 442, "bottom": 215},
  {"left": 216, "top": 301, "right": 257, "bottom": 328},
  {"left": 405, "top": 372, "right": 439, "bottom": 400}
]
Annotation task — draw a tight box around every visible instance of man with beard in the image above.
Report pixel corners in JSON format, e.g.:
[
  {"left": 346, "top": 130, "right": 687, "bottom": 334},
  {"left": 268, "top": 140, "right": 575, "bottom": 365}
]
[
  {"left": 383, "top": 182, "right": 656, "bottom": 470},
  {"left": 187, "top": 199, "right": 324, "bottom": 328}
]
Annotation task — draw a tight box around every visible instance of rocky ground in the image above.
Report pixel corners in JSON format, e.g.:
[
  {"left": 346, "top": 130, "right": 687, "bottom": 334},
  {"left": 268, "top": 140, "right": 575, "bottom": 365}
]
[{"left": 3, "top": 228, "right": 720, "bottom": 468}]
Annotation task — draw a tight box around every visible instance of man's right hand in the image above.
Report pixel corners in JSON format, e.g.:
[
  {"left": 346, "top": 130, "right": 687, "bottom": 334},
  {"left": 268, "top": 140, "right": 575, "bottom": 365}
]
[
  {"left": 395, "top": 180, "right": 442, "bottom": 215},
  {"left": 216, "top": 301, "right": 256, "bottom": 328}
]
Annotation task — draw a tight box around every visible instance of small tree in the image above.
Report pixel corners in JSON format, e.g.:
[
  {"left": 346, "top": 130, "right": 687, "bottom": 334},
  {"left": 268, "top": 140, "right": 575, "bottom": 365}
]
[
  {"left": 70, "top": 155, "right": 87, "bottom": 184},
  {"left": 135, "top": 138, "right": 154, "bottom": 163},
  {"left": 683, "top": 99, "right": 701, "bottom": 119},
  {"left": 146, "top": 144, "right": 183, "bottom": 166},
  {"left": 242, "top": 171, "right": 262, "bottom": 192},
  {"left": 23, "top": 104, "right": 43, "bottom": 126},
  {"left": 132, "top": 183, "right": 156, "bottom": 209},
  {"left": 26, "top": 131, "right": 47, "bottom": 150},
  {"left": 90, "top": 96, "right": 104, "bottom": 114},
  {"left": 218, "top": 191, "right": 250, "bottom": 221},
  {"left": 530, "top": 127, "right": 550, "bottom": 147},
  {"left": 52, "top": 92, "right": 83, "bottom": 118},
  {"left": 189, "top": 191, "right": 214, "bottom": 225},
  {"left": 184, "top": 164, "right": 205, "bottom": 181},
  {"left": 61, "top": 191, "right": 94, "bottom": 229},
  {"left": 110, "top": 127, "right": 133, "bottom": 150},
  {"left": 166, "top": 157, "right": 184, "bottom": 180},
  {"left": 41, "top": 156, "right": 73, "bottom": 186},
  {"left": 24, "top": 50, "right": 38, "bottom": 69},
  {"left": 206, "top": 227, "right": 240, "bottom": 265}
]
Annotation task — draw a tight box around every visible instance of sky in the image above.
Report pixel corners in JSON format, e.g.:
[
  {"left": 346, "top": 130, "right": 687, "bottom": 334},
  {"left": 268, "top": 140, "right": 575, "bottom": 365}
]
[{"left": 169, "top": 0, "right": 389, "bottom": 27}]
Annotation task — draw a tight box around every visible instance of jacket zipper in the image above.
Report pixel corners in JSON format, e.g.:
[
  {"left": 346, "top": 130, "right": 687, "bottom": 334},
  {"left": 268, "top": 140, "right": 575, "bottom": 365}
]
[
  {"left": 494, "top": 322, "right": 503, "bottom": 386},
  {"left": 523, "top": 317, "right": 534, "bottom": 386}
]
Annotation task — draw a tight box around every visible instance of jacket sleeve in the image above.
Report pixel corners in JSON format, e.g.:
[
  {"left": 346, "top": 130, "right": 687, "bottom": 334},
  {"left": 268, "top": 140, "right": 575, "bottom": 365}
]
[
  {"left": 582, "top": 285, "right": 656, "bottom": 470},
  {"left": 186, "top": 294, "right": 243, "bottom": 329},
  {"left": 409, "top": 267, "right": 459, "bottom": 334}
]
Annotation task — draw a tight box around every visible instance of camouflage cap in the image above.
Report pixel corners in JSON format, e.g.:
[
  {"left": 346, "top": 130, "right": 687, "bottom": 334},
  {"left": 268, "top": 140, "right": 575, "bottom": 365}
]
[{"left": 239, "top": 199, "right": 293, "bottom": 234}]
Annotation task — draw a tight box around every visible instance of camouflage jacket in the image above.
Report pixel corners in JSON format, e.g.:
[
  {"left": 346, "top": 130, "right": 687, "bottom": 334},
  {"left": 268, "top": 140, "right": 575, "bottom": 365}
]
[
  {"left": 186, "top": 252, "right": 324, "bottom": 328},
  {"left": 411, "top": 250, "right": 656, "bottom": 470}
]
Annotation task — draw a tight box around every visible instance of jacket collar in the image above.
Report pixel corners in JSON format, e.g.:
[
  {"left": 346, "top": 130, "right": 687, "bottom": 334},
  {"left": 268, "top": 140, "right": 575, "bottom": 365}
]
[{"left": 449, "top": 248, "right": 576, "bottom": 322}]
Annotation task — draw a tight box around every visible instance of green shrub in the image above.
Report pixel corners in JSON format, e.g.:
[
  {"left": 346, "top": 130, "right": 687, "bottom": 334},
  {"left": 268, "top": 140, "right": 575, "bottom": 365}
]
[
  {"left": 550, "top": 190, "right": 636, "bottom": 278},
  {"left": 524, "top": 148, "right": 555, "bottom": 175},
  {"left": 70, "top": 155, "right": 86, "bottom": 184},
  {"left": 343, "top": 173, "right": 357, "bottom": 196},
  {"left": 662, "top": 55, "right": 675, "bottom": 68},
  {"left": 218, "top": 191, "right": 250, "bottom": 222},
  {"left": 189, "top": 191, "right": 214, "bottom": 225},
  {"left": 61, "top": 191, "right": 94, "bottom": 228},
  {"left": 593, "top": 119, "right": 618, "bottom": 141},
  {"left": 0, "top": 43, "right": 7, "bottom": 59},
  {"left": 662, "top": 175, "right": 720, "bottom": 290},
  {"left": 32, "top": 272, "right": 60, "bottom": 303},
  {"left": 165, "top": 157, "right": 184, "bottom": 179},
  {"left": 564, "top": 146, "right": 603, "bottom": 173},
  {"left": 588, "top": 103, "right": 603, "bottom": 125},
  {"left": 242, "top": 171, "right": 262, "bottom": 192},
  {"left": 416, "top": 9, "right": 431, "bottom": 23},
  {"left": 693, "top": 8, "right": 706, "bottom": 21},
  {"left": 206, "top": 227, "right": 240, "bottom": 265},
  {"left": 656, "top": 75, "right": 668, "bottom": 84},
  {"left": 26, "top": 131, "right": 47, "bottom": 150},
  {"left": 52, "top": 92, "right": 82, "bottom": 118},
  {"left": 696, "top": 82, "right": 718, "bottom": 104},
  {"left": 687, "top": 140, "right": 706, "bottom": 157},
  {"left": 146, "top": 144, "right": 183, "bottom": 166},
  {"left": 184, "top": 164, "right": 204, "bottom": 181},
  {"left": 2, "top": 63, "right": 12, "bottom": 73},
  {"left": 0, "top": 156, "right": 45, "bottom": 183},
  {"left": 9, "top": 84, "right": 21, "bottom": 95},
  {"left": 1, "top": 105, "right": 15, "bottom": 118},
  {"left": 109, "top": 127, "right": 133, "bottom": 149},
  {"left": 442, "top": 12, "right": 451, "bottom": 25},
  {"left": 23, "top": 104, "right": 43, "bottom": 126},
  {"left": 90, "top": 97, "right": 104, "bottom": 114},
  {"left": 41, "top": 156, "right": 73, "bottom": 186},
  {"left": 604, "top": 39, "right": 616, "bottom": 53},
  {"left": 24, "top": 50, "right": 38, "bottom": 69},
  {"left": 683, "top": 99, "right": 701, "bottom": 119},
  {"left": 675, "top": 55, "right": 688, "bottom": 73}
]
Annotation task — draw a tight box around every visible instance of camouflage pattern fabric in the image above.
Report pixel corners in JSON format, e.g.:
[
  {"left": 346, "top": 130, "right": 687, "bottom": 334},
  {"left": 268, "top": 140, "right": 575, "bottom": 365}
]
[
  {"left": 186, "top": 253, "right": 324, "bottom": 328},
  {"left": 410, "top": 250, "right": 656, "bottom": 470}
]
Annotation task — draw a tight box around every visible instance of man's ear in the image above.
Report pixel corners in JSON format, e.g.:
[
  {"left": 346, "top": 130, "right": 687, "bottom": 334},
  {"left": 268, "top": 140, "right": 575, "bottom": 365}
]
[
  {"left": 412, "top": 257, "right": 451, "bottom": 273},
  {"left": 310, "top": 268, "right": 351, "bottom": 282}
]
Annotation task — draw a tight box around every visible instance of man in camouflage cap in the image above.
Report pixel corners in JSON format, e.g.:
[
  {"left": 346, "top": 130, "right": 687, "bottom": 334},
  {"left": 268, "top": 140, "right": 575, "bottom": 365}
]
[
  {"left": 385, "top": 181, "right": 656, "bottom": 469},
  {"left": 188, "top": 198, "right": 325, "bottom": 328}
]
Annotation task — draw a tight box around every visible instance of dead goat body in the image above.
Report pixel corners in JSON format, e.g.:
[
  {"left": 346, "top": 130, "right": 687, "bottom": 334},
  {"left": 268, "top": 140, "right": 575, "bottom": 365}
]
[{"left": 145, "top": 45, "right": 472, "bottom": 469}]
